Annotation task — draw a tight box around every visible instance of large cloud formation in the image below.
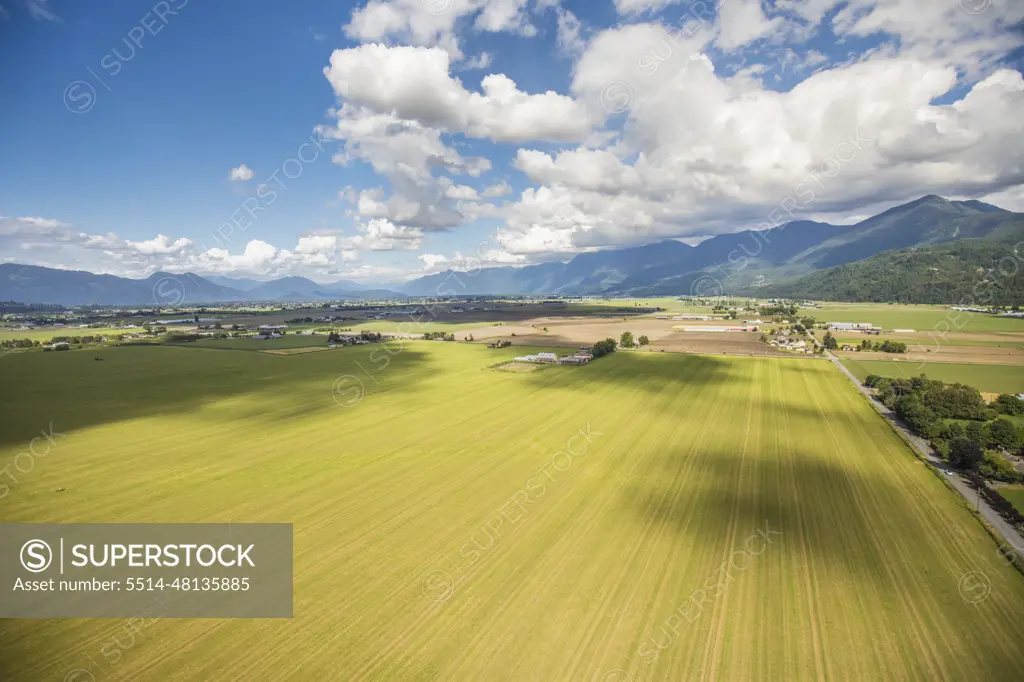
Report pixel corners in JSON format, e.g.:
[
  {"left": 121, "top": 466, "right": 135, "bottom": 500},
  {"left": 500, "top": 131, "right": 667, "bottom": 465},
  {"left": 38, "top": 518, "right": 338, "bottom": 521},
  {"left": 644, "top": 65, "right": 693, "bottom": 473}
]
[
  {"left": 323, "top": 0, "right": 1024, "bottom": 266},
  {"left": 10, "top": 0, "right": 1023, "bottom": 280}
]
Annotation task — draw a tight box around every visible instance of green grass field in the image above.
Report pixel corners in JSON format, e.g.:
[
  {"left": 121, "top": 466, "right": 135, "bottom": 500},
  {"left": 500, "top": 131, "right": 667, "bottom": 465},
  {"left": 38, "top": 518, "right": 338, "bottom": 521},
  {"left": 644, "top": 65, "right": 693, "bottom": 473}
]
[
  {"left": 836, "top": 336, "right": 1024, "bottom": 349},
  {"left": 2, "top": 344, "right": 1023, "bottom": 680},
  {"left": 811, "top": 303, "right": 1024, "bottom": 333},
  {"left": 0, "top": 327, "right": 140, "bottom": 344},
  {"left": 839, "top": 357, "right": 1024, "bottom": 394},
  {"left": 999, "top": 486, "right": 1024, "bottom": 516},
  {"left": 182, "top": 335, "right": 329, "bottom": 350}
]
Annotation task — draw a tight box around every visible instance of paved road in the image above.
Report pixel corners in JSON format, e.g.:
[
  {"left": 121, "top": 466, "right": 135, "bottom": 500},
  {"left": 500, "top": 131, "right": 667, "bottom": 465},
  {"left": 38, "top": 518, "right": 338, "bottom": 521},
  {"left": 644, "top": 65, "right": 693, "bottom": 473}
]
[{"left": 828, "top": 353, "right": 1024, "bottom": 557}]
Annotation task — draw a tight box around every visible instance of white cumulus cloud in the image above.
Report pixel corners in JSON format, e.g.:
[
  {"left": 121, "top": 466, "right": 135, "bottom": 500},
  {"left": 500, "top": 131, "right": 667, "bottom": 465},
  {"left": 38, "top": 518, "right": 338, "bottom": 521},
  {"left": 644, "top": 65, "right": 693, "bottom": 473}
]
[{"left": 229, "top": 164, "right": 254, "bottom": 181}]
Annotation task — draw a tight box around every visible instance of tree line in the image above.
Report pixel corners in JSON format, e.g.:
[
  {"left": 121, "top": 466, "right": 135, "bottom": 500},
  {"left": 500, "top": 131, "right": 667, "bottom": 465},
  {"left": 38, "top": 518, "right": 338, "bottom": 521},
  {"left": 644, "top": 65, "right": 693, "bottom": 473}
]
[
  {"left": 590, "top": 338, "right": 617, "bottom": 358},
  {"left": 864, "top": 375, "right": 1024, "bottom": 483},
  {"left": 2, "top": 334, "right": 110, "bottom": 349}
]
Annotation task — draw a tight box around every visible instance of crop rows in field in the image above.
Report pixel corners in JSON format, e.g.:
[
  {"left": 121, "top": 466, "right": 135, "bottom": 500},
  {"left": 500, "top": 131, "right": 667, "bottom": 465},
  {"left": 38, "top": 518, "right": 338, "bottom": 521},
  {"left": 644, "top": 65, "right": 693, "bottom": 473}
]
[{"left": 1, "top": 345, "right": 1023, "bottom": 680}]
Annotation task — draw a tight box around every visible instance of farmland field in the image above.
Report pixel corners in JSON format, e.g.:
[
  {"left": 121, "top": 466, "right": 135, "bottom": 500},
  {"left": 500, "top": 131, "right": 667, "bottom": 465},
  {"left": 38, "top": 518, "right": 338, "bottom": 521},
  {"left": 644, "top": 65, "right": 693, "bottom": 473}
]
[
  {"left": 183, "top": 335, "right": 332, "bottom": 351},
  {"left": 810, "top": 303, "right": 1024, "bottom": 333},
  {"left": 2, "top": 344, "right": 1024, "bottom": 680},
  {"left": 839, "top": 357, "right": 1024, "bottom": 394},
  {"left": 839, "top": 346, "right": 1024, "bottom": 365},
  {"left": 351, "top": 319, "right": 486, "bottom": 334},
  {"left": 835, "top": 335, "right": 1024, "bottom": 349},
  {"left": 0, "top": 327, "right": 140, "bottom": 344},
  {"left": 1000, "top": 486, "right": 1024, "bottom": 516}
]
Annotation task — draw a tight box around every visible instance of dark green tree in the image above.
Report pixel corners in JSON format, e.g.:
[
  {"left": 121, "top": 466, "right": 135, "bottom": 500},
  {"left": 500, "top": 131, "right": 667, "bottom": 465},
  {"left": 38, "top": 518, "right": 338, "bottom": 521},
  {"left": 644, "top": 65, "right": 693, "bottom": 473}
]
[
  {"left": 987, "top": 419, "right": 1021, "bottom": 452},
  {"left": 994, "top": 393, "right": 1024, "bottom": 415},
  {"left": 949, "top": 439, "right": 984, "bottom": 470},
  {"left": 895, "top": 396, "right": 941, "bottom": 439},
  {"left": 965, "top": 421, "right": 989, "bottom": 449}
]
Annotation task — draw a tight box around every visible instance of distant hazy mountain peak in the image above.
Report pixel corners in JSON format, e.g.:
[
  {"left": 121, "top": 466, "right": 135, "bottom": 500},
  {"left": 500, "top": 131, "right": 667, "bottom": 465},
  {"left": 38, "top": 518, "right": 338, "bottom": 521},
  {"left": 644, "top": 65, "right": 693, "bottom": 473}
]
[{"left": 2, "top": 195, "right": 1019, "bottom": 304}]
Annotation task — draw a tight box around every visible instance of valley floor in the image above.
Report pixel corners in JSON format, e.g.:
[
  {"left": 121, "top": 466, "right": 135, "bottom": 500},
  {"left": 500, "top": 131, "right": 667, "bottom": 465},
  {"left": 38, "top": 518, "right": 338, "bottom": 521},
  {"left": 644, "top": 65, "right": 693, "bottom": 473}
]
[{"left": 2, "top": 344, "right": 1024, "bottom": 680}]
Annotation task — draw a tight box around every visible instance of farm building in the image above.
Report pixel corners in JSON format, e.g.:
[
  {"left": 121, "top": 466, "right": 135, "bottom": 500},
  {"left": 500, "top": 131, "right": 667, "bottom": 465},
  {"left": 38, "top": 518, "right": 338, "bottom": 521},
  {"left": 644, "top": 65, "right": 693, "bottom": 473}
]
[
  {"left": 828, "top": 322, "right": 873, "bottom": 331},
  {"left": 558, "top": 355, "right": 588, "bottom": 365},
  {"left": 893, "top": 329, "right": 916, "bottom": 333},
  {"left": 680, "top": 326, "right": 758, "bottom": 333},
  {"left": 673, "top": 315, "right": 714, "bottom": 321},
  {"left": 514, "top": 351, "right": 587, "bottom": 365},
  {"left": 513, "top": 354, "right": 552, "bottom": 363}
]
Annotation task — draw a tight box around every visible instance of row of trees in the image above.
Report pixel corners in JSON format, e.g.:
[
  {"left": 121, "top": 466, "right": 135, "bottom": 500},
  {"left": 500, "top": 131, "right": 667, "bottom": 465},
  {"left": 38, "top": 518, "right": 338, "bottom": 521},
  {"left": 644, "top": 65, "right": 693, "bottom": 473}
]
[
  {"left": 966, "top": 472, "right": 1024, "bottom": 528},
  {"left": 864, "top": 375, "right": 1023, "bottom": 482},
  {"left": 2, "top": 334, "right": 114, "bottom": 349},
  {"left": 858, "top": 339, "right": 907, "bottom": 353},
  {"left": 326, "top": 331, "right": 384, "bottom": 344},
  {"left": 0, "top": 338, "right": 41, "bottom": 349},
  {"left": 423, "top": 332, "right": 456, "bottom": 341},
  {"left": 821, "top": 332, "right": 906, "bottom": 353},
  {"left": 761, "top": 305, "right": 799, "bottom": 316},
  {"left": 864, "top": 375, "right": 995, "bottom": 420},
  {"left": 590, "top": 338, "right": 617, "bottom": 358}
]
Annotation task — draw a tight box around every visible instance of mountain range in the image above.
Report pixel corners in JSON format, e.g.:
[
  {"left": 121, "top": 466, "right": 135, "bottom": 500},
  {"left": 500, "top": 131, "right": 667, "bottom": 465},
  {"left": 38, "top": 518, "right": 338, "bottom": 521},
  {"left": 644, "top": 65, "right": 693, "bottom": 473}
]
[
  {"left": 766, "top": 233, "right": 1024, "bottom": 305},
  {"left": 2, "top": 195, "right": 1022, "bottom": 306},
  {"left": 0, "top": 267, "right": 406, "bottom": 306},
  {"left": 402, "top": 195, "right": 1022, "bottom": 298}
]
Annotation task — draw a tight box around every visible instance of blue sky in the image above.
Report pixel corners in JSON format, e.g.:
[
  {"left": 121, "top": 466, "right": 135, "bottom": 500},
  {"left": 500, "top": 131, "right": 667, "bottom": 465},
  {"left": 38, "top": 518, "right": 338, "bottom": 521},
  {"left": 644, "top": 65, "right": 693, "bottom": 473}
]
[{"left": 1, "top": 0, "right": 1022, "bottom": 284}]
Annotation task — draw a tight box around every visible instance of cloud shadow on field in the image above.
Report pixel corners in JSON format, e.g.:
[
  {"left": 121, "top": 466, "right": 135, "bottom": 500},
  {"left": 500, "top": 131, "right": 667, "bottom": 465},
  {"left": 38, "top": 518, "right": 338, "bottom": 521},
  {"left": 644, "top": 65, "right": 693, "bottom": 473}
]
[
  {"left": 520, "top": 352, "right": 851, "bottom": 421},
  {"left": 623, "top": 447, "right": 897, "bottom": 577},
  {"left": 0, "top": 343, "right": 441, "bottom": 448},
  {"left": 522, "top": 351, "right": 737, "bottom": 397},
  {"left": 619, "top": 444, "right": 1024, "bottom": 675}
]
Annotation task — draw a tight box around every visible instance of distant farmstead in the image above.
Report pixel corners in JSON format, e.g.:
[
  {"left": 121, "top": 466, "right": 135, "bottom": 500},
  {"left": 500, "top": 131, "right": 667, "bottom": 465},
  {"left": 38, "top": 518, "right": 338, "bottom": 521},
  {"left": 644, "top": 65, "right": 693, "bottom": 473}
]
[
  {"left": 513, "top": 353, "right": 556, "bottom": 363},
  {"left": 513, "top": 350, "right": 593, "bottom": 366},
  {"left": 828, "top": 322, "right": 873, "bottom": 331}
]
